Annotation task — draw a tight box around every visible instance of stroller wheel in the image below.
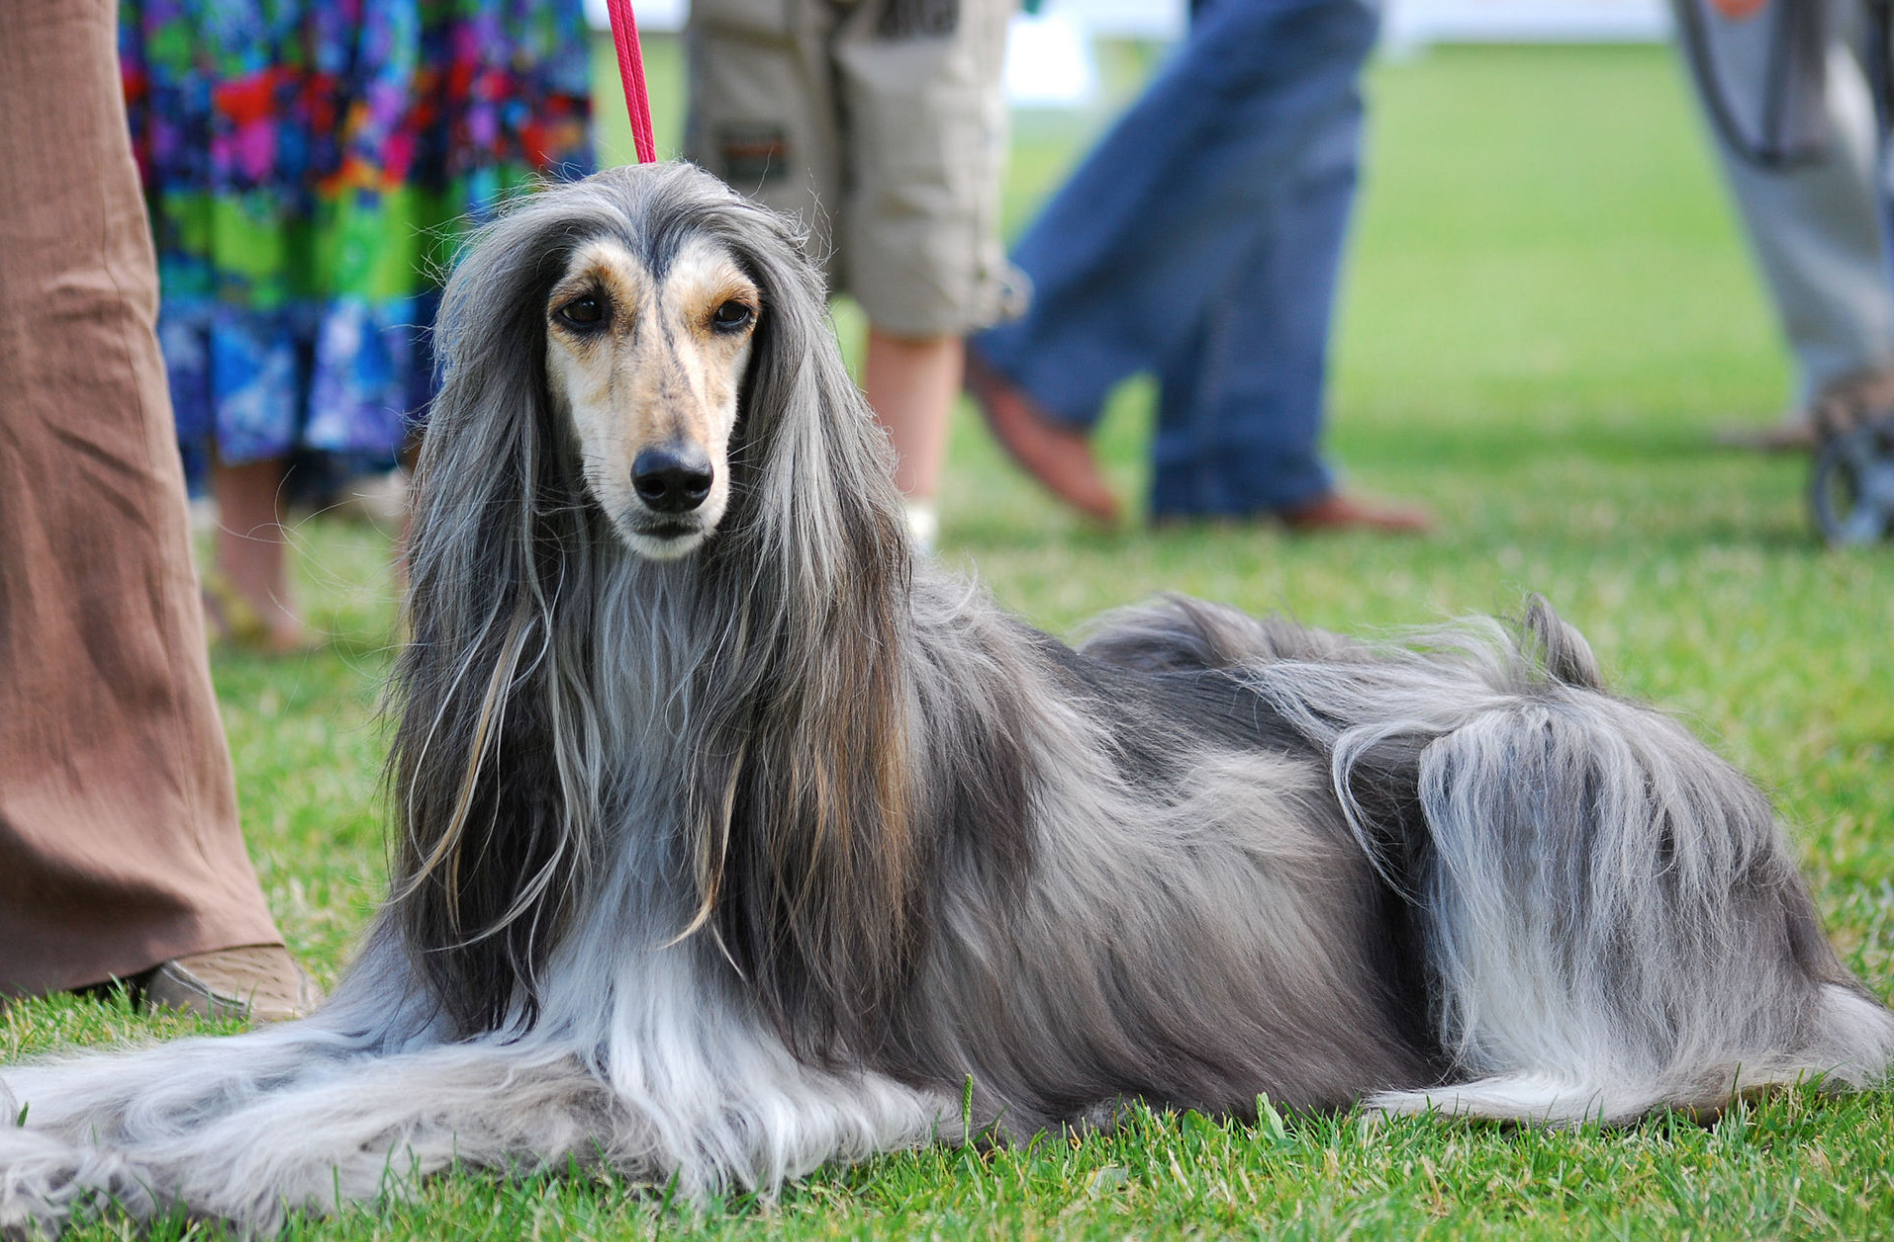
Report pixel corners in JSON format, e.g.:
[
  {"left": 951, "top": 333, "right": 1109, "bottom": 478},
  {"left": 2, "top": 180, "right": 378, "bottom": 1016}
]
[{"left": 1811, "top": 415, "right": 1894, "bottom": 546}]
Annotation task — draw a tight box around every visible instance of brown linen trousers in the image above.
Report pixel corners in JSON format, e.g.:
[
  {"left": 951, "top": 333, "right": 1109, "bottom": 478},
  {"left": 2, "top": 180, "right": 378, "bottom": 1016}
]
[{"left": 0, "top": 0, "right": 284, "bottom": 995}]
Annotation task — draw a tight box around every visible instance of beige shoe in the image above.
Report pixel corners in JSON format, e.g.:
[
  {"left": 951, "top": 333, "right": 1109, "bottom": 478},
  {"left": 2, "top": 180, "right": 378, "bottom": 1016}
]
[
  {"left": 1810, "top": 366, "right": 1894, "bottom": 440},
  {"left": 1714, "top": 365, "right": 1894, "bottom": 452},
  {"left": 142, "top": 945, "right": 322, "bottom": 1023}
]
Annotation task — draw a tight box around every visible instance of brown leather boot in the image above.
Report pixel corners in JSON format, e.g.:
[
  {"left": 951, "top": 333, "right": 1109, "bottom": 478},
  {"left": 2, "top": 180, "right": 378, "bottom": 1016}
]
[
  {"left": 141, "top": 945, "right": 322, "bottom": 1023},
  {"left": 965, "top": 352, "right": 1122, "bottom": 525}
]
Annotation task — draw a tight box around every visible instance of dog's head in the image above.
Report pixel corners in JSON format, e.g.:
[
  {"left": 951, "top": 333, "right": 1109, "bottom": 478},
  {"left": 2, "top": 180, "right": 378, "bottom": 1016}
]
[
  {"left": 543, "top": 231, "right": 760, "bottom": 559},
  {"left": 420, "top": 162, "right": 890, "bottom": 566}
]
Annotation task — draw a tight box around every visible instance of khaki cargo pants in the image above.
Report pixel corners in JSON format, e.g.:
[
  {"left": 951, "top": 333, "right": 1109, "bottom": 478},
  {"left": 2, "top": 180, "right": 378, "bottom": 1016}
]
[{"left": 686, "top": 0, "right": 1020, "bottom": 338}]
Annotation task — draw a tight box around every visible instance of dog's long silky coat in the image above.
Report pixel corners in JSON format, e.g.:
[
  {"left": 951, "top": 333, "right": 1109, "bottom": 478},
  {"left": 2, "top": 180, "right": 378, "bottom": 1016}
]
[{"left": 4, "top": 163, "right": 1890, "bottom": 1234}]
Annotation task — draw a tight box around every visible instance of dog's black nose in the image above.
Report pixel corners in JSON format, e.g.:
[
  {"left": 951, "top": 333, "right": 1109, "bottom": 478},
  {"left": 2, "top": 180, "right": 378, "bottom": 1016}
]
[{"left": 631, "top": 445, "right": 714, "bottom": 514}]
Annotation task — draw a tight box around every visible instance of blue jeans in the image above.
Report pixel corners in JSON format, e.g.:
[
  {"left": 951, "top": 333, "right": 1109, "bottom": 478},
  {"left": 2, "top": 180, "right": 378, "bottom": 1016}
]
[{"left": 972, "top": 0, "right": 1379, "bottom": 517}]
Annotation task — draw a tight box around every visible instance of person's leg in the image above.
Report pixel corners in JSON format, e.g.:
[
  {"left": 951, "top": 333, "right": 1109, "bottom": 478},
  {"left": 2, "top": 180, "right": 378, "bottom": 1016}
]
[
  {"left": 1675, "top": 0, "right": 1894, "bottom": 420},
  {"left": 977, "top": 0, "right": 1421, "bottom": 526},
  {"left": 209, "top": 456, "right": 305, "bottom": 652},
  {"left": 833, "top": 0, "right": 1016, "bottom": 544},
  {"left": 1145, "top": 110, "right": 1424, "bottom": 529},
  {"left": 972, "top": 0, "right": 1384, "bottom": 431},
  {"left": 0, "top": 0, "right": 291, "bottom": 1000},
  {"left": 1149, "top": 80, "right": 1354, "bottom": 517},
  {"left": 862, "top": 330, "right": 963, "bottom": 504}
]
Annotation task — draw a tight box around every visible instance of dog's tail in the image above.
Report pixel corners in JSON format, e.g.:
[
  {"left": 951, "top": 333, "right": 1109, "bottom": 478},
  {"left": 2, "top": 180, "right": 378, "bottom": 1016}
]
[{"left": 1088, "top": 595, "right": 1894, "bottom": 1123}]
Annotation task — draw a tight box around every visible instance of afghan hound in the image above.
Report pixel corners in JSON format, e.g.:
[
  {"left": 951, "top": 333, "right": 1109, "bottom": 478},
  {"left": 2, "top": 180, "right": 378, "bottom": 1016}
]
[{"left": 3, "top": 162, "right": 1890, "bottom": 1235}]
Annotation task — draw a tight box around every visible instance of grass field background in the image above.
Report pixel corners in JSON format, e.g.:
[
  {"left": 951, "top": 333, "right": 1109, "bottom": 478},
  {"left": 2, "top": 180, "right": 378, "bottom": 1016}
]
[{"left": 7, "top": 38, "right": 1894, "bottom": 1239}]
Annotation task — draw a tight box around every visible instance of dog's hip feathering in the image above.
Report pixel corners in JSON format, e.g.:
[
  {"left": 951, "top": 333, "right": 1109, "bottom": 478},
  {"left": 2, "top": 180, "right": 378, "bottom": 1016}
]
[{"left": 4, "top": 162, "right": 1890, "bottom": 1233}]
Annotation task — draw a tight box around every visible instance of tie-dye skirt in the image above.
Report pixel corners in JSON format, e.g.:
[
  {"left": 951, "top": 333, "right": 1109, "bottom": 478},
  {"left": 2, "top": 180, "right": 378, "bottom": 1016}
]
[{"left": 119, "top": 0, "right": 595, "bottom": 483}]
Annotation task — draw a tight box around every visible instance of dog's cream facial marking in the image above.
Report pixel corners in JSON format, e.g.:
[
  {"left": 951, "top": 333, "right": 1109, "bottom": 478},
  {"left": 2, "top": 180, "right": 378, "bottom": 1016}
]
[{"left": 545, "top": 236, "right": 760, "bottom": 559}]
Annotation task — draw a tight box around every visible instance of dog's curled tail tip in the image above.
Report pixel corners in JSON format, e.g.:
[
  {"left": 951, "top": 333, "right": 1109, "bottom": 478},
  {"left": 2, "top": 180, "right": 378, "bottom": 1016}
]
[{"left": 1519, "top": 594, "right": 1604, "bottom": 691}]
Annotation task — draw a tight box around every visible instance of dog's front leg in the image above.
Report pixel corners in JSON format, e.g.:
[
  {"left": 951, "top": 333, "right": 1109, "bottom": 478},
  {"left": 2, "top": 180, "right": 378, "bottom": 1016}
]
[{"left": 1, "top": 1034, "right": 652, "bottom": 1235}]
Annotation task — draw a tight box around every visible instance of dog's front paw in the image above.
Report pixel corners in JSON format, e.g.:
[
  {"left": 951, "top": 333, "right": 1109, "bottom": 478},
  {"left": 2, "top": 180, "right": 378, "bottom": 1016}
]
[{"left": 0, "top": 1126, "right": 155, "bottom": 1237}]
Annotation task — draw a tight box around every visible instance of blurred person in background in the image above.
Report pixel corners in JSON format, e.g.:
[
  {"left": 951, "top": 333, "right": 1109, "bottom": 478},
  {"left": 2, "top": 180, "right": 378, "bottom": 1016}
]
[
  {"left": 119, "top": 0, "right": 594, "bottom": 650},
  {"left": 1, "top": 0, "right": 313, "bottom": 1019},
  {"left": 687, "top": 0, "right": 1022, "bottom": 551},
  {"left": 1675, "top": 0, "right": 1894, "bottom": 449},
  {"left": 964, "top": 0, "right": 1431, "bottom": 532}
]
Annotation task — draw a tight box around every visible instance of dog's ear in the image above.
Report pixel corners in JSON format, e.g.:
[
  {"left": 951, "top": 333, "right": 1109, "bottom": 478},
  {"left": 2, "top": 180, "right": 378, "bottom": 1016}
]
[
  {"left": 387, "top": 193, "right": 608, "bottom": 1039},
  {"left": 685, "top": 203, "right": 922, "bottom": 1058}
]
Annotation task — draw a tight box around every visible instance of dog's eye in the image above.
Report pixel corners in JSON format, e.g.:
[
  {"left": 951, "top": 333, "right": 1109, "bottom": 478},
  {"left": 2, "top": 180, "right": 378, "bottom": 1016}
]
[
  {"left": 558, "top": 296, "right": 605, "bottom": 328},
  {"left": 711, "top": 300, "right": 755, "bottom": 332}
]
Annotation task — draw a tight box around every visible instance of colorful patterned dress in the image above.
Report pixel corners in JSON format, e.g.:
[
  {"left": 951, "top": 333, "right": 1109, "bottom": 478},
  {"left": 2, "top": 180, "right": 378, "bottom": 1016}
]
[{"left": 119, "top": 0, "right": 594, "bottom": 484}]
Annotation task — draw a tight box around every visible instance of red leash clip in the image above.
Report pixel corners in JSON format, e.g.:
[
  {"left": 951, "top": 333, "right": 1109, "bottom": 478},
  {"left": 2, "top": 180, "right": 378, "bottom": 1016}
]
[{"left": 605, "top": 0, "right": 659, "bottom": 163}]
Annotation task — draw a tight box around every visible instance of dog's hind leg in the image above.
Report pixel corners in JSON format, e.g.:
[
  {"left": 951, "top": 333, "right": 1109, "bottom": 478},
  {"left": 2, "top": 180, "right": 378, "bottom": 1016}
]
[
  {"left": 1372, "top": 691, "right": 1894, "bottom": 1125},
  {"left": 1368, "top": 991, "right": 1894, "bottom": 1125}
]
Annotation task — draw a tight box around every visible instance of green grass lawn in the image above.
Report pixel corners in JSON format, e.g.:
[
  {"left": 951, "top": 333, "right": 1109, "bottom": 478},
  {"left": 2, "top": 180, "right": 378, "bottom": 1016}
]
[{"left": 10, "top": 40, "right": 1894, "bottom": 1240}]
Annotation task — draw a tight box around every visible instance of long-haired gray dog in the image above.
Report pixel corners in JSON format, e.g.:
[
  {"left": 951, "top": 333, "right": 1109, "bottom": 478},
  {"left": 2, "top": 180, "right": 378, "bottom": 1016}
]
[{"left": 4, "top": 163, "right": 1890, "bottom": 1234}]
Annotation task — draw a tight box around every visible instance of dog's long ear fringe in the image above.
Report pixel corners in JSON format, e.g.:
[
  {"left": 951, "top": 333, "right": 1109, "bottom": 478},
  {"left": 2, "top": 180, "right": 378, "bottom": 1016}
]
[
  {"left": 683, "top": 198, "right": 923, "bottom": 1060},
  {"left": 387, "top": 185, "right": 616, "bottom": 1039}
]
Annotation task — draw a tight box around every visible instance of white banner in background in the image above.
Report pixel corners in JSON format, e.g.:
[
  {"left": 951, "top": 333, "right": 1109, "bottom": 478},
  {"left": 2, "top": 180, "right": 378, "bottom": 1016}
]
[
  {"left": 1385, "top": 0, "right": 1670, "bottom": 47},
  {"left": 587, "top": 0, "right": 687, "bottom": 33}
]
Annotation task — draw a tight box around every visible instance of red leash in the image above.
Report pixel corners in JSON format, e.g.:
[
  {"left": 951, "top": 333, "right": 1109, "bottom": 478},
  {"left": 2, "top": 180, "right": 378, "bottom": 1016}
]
[{"left": 605, "top": 0, "right": 659, "bottom": 163}]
